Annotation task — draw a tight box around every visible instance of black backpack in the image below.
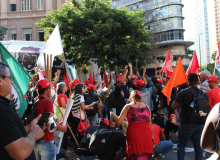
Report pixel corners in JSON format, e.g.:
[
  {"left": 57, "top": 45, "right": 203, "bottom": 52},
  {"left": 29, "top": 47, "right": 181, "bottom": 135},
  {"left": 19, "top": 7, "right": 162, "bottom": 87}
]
[
  {"left": 80, "top": 126, "right": 99, "bottom": 148},
  {"left": 187, "top": 88, "right": 210, "bottom": 125},
  {"left": 22, "top": 97, "right": 45, "bottom": 125},
  {"left": 89, "top": 129, "right": 122, "bottom": 154},
  {"left": 84, "top": 93, "right": 97, "bottom": 117},
  {"left": 105, "top": 90, "right": 117, "bottom": 108}
]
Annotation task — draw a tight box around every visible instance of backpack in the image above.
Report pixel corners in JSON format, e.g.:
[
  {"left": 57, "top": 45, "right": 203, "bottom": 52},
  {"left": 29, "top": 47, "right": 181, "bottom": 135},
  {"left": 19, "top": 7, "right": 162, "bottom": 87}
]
[
  {"left": 89, "top": 129, "right": 122, "bottom": 154},
  {"left": 80, "top": 126, "right": 99, "bottom": 148},
  {"left": 84, "top": 93, "right": 97, "bottom": 117},
  {"left": 22, "top": 97, "right": 45, "bottom": 125},
  {"left": 187, "top": 88, "right": 210, "bottom": 125},
  {"left": 105, "top": 90, "right": 117, "bottom": 108}
]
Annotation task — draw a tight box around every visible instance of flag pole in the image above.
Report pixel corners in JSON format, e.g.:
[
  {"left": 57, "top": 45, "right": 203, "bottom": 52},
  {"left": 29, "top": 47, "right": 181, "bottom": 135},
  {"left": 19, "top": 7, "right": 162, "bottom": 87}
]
[
  {"left": 49, "top": 54, "right": 52, "bottom": 100},
  {"left": 47, "top": 54, "right": 49, "bottom": 80},
  {"left": 63, "top": 53, "right": 72, "bottom": 95},
  {"left": 44, "top": 53, "right": 47, "bottom": 77}
]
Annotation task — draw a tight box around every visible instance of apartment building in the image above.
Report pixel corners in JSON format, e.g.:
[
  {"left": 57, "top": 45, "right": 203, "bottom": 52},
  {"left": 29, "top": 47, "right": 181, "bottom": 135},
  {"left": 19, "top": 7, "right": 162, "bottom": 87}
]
[{"left": 0, "top": 0, "right": 68, "bottom": 41}]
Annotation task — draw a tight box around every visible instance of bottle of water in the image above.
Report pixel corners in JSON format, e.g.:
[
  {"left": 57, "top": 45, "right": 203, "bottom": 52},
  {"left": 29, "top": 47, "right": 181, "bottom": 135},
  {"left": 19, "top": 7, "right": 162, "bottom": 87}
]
[{"left": 190, "top": 101, "right": 195, "bottom": 108}]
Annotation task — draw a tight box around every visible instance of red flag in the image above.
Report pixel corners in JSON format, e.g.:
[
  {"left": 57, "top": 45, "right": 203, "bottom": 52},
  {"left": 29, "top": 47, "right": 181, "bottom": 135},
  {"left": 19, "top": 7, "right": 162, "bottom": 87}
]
[
  {"left": 161, "top": 50, "right": 173, "bottom": 76},
  {"left": 162, "top": 57, "right": 188, "bottom": 105},
  {"left": 186, "top": 50, "right": 200, "bottom": 75},
  {"left": 63, "top": 73, "right": 69, "bottom": 87},
  {"left": 103, "top": 72, "right": 109, "bottom": 88},
  {"left": 93, "top": 72, "right": 95, "bottom": 83},
  {"left": 89, "top": 72, "right": 93, "bottom": 84}
]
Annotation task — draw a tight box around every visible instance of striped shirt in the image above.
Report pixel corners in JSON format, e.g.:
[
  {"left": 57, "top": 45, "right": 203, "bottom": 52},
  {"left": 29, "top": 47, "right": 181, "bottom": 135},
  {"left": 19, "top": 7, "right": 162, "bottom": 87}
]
[
  {"left": 71, "top": 94, "right": 82, "bottom": 113},
  {"left": 200, "top": 80, "right": 210, "bottom": 93}
]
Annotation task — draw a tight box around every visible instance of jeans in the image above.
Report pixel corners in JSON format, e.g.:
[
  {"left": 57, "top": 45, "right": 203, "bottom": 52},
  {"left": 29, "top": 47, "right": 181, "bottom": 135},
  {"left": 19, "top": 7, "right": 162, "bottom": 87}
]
[
  {"left": 34, "top": 140, "right": 56, "bottom": 160},
  {"left": 87, "top": 114, "right": 98, "bottom": 127},
  {"left": 103, "top": 103, "right": 110, "bottom": 119},
  {"left": 177, "top": 123, "right": 204, "bottom": 160},
  {"left": 154, "top": 141, "right": 173, "bottom": 155}
]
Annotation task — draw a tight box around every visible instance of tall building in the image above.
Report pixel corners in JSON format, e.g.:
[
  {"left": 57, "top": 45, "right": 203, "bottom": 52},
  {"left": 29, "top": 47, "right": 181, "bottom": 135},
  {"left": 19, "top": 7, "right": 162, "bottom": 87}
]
[
  {"left": 112, "top": 0, "right": 194, "bottom": 71},
  {"left": 194, "top": 0, "right": 217, "bottom": 66},
  {"left": 0, "top": 0, "right": 68, "bottom": 41},
  {"left": 215, "top": 0, "right": 220, "bottom": 43}
]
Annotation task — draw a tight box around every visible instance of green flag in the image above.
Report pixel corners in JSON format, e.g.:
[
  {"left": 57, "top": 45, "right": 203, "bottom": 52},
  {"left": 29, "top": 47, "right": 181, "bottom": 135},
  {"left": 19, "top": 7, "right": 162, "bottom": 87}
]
[{"left": 0, "top": 42, "right": 30, "bottom": 117}]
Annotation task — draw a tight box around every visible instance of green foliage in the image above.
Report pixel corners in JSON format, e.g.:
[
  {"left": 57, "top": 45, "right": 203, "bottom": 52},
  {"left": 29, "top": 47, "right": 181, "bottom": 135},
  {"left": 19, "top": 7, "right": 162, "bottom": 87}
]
[
  {"left": 207, "top": 63, "right": 215, "bottom": 74},
  {"left": 0, "top": 26, "right": 7, "bottom": 40},
  {"left": 185, "top": 48, "right": 194, "bottom": 60},
  {"left": 36, "top": 0, "right": 153, "bottom": 71},
  {"left": 212, "top": 51, "right": 217, "bottom": 61}
]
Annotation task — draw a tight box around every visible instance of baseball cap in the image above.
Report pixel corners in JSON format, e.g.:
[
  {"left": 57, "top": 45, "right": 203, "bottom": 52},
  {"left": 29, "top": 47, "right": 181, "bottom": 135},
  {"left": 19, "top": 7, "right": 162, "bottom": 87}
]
[
  {"left": 137, "top": 80, "right": 145, "bottom": 86},
  {"left": 117, "top": 73, "right": 123, "bottom": 77},
  {"left": 169, "top": 114, "right": 175, "bottom": 124},
  {"left": 37, "top": 79, "right": 51, "bottom": 89},
  {"left": 131, "top": 75, "right": 138, "bottom": 79},
  {"left": 133, "top": 82, "right": 137, "bottom": 85},
  {"left": 207, "top": 75, "right": 219, "bottom": 82},
  {"left": 162, "top": 78, "right": 166, "bottom": 82},
  {"left": 156, "top": 79, "right": 163, "bottom": 84},
  {"left": 100, "top": 118, "right": 110, "bottom": 127},
  {"left": 88, "top": 84, "right": 95, "bottom": 90},
  {"left": 72, "top": 79, "right": 80, "bottom": 86},
  {"left": 84, "top": 79, "right": 89, "bottom": 84},
  {"left": 134, "top": 90, "right": 142, "bottom": 97},
  {"left": 198, "top": 72, "right": 203, "bottom": 76},
  {"left": 117, "top": 76, "right": 123, "bottom": 82},
  {"left": 77, "top": 122, "right": 86, "bottom": 136}
]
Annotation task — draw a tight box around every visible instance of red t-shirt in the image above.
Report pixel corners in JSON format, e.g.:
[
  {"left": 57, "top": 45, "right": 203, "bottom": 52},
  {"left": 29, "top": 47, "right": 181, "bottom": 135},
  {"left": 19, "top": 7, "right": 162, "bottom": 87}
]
[
  {"left": 153, "top": 124, "right": 164, "bottom": 145},
  {"left": 57, "top": 94, "right": 68, "bottom": 107},
  {"left": 207, "top": 88, "right": 220, "bottom": 112},
  {"left": 36, "top": 96, "right": 54, "bottom": 141}
]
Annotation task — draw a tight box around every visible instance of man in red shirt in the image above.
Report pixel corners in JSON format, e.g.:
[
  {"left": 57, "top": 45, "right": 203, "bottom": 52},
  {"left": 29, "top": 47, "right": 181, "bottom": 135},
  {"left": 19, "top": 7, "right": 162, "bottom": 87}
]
[
  {"left": 153, "top": 123, "right": 173, "bottom": 160},
  {"left": 34, "top": 79, "right": 67, "bottom": 160},
  {"left": 207, "top": 75, "right": 220, "bottom": 112}
]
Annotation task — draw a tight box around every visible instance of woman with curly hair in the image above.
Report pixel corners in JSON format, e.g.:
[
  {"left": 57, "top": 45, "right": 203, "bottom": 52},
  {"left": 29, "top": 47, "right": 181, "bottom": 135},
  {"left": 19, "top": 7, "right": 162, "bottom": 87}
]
[{"left": 116, "top": 90, "right": 154, "bottom": 160}]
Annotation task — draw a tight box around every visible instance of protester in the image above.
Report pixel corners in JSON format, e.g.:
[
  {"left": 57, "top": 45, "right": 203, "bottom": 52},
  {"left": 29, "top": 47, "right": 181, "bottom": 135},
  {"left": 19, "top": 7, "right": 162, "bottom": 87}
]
[
  {"left": 155, "top": 79, "right": 166, "bottom": 116},
  {"left": 171, "top": 73, "right": 204, "bottom": 160},
  {"left": 56, "top": 82, "right": 68, "bottom": 121},
  {"left": 207, "top": 75, "right": 220, "bottom": 112},
  {"left": 66, "top": 78, "right": 81, "bottom": 98},
  {"left": 114, "top": 65, "right": 129, "bottom": 116},
  {"left": 0, "top": 62, "right": 45, "bottom": 160},
  {"left": 116, "top": 90, "right": 153, "bottom": 160},
  {"left": 84, "top": 84, "right": 102, "bottom": 126},
  {"left": 34, "top": 79, "right": 67, "bottom": 160},
  {"left": 200, "top": 71, "right": 211, "bottom": 93},
  {"left": 152, "top": 123, "right": 173, "bottom": 160},
  {"left": 70, "top": 83, "right": 95, "bottom": 147}
]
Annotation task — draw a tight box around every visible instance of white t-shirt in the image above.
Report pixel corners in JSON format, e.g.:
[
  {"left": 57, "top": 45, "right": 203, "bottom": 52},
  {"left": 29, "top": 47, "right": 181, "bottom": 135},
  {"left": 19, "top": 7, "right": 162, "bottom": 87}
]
[{"left": 72, "top": 95, "right": 85, "bottom": 120}]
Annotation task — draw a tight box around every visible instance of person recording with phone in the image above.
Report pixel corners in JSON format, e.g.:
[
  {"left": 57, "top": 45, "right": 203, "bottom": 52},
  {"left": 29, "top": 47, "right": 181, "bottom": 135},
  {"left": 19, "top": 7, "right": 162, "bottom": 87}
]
[
  {"left": 0, "top": 62, "right": 45, "bottom": 160},
  {"left": 34, "top": 79, "right": 67, "bottom": 160}
]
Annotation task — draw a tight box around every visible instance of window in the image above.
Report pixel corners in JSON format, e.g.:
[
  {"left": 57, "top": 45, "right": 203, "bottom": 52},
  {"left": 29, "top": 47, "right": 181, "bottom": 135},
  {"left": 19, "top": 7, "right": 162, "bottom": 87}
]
[
  {"left": 10, "top": 29, "right": 16, "bottom": 40},
  {"left": 37, "top": 0, "right": 44, "bottom": 10},
  {"left": 10, "top": 0, "right": 16, "bottom": 11},
  {"left": 21, "top": 0, "right": 32, "bottom": 11},
  {"left": 22, "top": 29, "right": 32, "bottom": 41},
  {"left": 38, "top": 29, "right": 44, "bottom": 41}
]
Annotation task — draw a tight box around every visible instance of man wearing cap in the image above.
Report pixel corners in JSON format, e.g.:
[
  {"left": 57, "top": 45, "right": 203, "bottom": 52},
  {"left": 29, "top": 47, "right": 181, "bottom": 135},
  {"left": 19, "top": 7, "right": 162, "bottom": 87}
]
[
  {"left": 155, "top": 79, "right": 165, "bottom": 115},
  {"left": 34, "top": 79, "right": 67, "bottom": 160},
  {"left": 84, "top": 84, "right": 102, "bottom": 126},
  {"left": 66, "top": 79, "right": 81, "bottom": 98},
  {"left": 207, "top": 75, "right": 220, "bottom": 112},
  {"left": 201, "top": 71, "right": 211, "bottom": 93},
  {"left": 115, "top": 66, "right": 129, "bottom": 116},
  {"left": 136, "top": 76, "right": 155, "bottom": 111},
  {"left": 0, "top": 62, "right": 46, "bottom": 160}
]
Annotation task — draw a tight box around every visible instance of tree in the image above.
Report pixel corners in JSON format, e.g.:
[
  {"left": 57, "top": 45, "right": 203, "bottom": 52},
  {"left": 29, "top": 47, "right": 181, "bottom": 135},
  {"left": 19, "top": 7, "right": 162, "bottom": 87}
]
[
  {"left": 212, "top": 51, "right": 217, "bottom": 61},
  {"left": 185, "top": 48, "right": 194, "bottom": 60},
  {"left": 36, "top": 0, "right": 153, "bottom": 72},
  {"left": 0, "top": 26, "right": 7, "bottom": 40}
]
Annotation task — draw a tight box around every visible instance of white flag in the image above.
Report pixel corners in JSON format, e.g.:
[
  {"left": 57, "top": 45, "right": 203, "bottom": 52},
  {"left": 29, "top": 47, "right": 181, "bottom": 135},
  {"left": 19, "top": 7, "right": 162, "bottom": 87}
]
[{"left": 37, "top": 24, "right": 64, "bottom": 70}]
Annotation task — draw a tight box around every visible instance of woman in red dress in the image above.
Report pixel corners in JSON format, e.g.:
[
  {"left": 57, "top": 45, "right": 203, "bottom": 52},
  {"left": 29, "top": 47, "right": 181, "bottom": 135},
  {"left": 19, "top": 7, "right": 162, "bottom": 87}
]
[{"left": 116, "top": 90, "right": 154, "bottom": 160}]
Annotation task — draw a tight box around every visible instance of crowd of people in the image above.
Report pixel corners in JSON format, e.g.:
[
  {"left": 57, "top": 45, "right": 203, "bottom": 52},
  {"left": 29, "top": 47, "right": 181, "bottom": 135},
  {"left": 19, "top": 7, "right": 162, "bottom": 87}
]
[{"left": 1, "top": 60, "right": 220, "bottom": 160}]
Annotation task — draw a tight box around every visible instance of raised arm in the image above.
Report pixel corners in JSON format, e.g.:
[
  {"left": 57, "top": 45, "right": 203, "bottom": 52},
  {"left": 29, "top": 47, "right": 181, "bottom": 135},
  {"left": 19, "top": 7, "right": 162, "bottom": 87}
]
[
  {"left": 143, "top": 68, "right": 148, "bottom": 86},
  {"left": 128, "top": 62, "right": 133, "bottom": 80},
  {"left": 118, "top": 65, "right": 128, "bottom": 88},
  {"left": 153, "top": 63, "right": 158, "bottom": 78}
]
